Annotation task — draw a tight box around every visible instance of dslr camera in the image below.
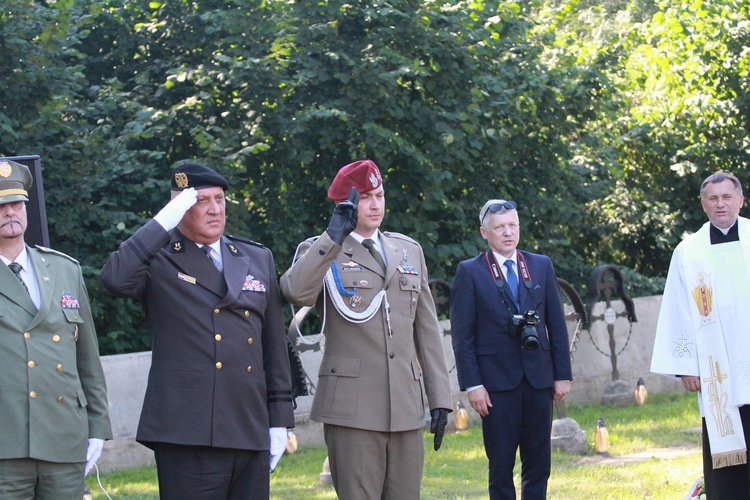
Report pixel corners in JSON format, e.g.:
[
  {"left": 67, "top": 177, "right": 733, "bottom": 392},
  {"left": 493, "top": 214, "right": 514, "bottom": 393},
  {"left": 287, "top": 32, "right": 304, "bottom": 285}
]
[{"left": 510, "top": 310, "right": 540, "bottom": 350}]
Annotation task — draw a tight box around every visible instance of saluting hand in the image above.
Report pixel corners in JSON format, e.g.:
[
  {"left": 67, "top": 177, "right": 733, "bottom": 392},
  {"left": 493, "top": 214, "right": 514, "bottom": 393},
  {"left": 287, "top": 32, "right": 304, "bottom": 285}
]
[
  {"left": 326, "top": 186, "right": 360, "bottom": 246},
  {"left": 154, "top": 188, "right": 198, "bottom": 231}
]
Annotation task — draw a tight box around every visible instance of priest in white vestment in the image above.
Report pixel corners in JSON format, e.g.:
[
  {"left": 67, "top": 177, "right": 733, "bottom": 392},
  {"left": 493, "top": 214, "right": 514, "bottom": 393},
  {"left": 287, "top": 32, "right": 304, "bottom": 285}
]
[{"left": 652, "top": 171, "right": 750, "bottom": 499}]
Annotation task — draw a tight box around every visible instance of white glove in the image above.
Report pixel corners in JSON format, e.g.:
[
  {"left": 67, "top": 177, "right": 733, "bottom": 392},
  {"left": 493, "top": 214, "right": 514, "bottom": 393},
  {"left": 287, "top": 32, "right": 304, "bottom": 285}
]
[
  {"left": 85, "top": 438, "right": 105, "bottom": 476},
  {"left": 153, "top": 188, "right": 198, "bottom": 231},
  {"left": 269, "top": 427, "right": 287, "bottom": 472}
]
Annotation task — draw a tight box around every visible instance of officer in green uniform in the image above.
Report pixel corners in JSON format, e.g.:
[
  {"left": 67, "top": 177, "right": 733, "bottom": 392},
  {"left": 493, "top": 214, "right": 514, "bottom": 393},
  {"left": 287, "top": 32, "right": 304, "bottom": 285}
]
[{"left": 0, "top": 159, "right": 112, "bottom": 500}]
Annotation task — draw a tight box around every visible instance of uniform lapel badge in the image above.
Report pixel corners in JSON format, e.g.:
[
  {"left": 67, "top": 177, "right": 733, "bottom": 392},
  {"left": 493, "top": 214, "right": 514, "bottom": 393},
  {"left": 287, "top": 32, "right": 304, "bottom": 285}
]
[
  {"left": 177, "top": 272, "right": 197, "bottom": 285},
  {"left": 60, "top": 291, "right": 80, "bottom": 309},
  {"left": 402, "top": 248, "right": 409, "bottom": 262},
  {"left": 242, "top": 274, "right": 267, "bottom": 292},
  {"left": 228, "top": 243, "right": 239, "bottom": 255},
  {"left": 173, "top": 241, "right": 184, "bottom": 253},
  {"left": 341, "top": 261, "right": 364, "bottom": 272},
  {"left": 349, "top": 294, "right": 362, "bottom": 308},
  {"left": 43, "top": 276, "right": 49, "bottom": 282}
]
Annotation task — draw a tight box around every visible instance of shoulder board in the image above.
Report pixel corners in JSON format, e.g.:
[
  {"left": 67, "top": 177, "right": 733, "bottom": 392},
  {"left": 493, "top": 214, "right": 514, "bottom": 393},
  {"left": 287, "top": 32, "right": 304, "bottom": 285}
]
[
  {"left": 227, "top": 234, "right": 265, "bottom": 248},
  {"left": 382, "top": 231, "right": 417, "bottom": 245},
  {"left": 33, "top": 245, "right": 80, "bottom": 264}
]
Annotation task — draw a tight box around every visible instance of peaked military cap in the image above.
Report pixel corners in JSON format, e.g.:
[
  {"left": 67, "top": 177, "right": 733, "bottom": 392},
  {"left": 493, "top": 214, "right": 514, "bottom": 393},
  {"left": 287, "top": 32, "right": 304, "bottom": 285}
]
[{"left": 0, "top": 159, "right": 32, "bottom": 204}]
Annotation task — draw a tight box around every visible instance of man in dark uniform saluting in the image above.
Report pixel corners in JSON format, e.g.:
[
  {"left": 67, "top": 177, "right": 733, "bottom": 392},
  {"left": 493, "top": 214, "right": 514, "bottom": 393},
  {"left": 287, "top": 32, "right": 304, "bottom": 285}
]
[
  {"left": 0, "top": 159, "right": 112, "bottom": 499},
  {"left": 101, "top": 163, "right": 294, "bottom": 499}
]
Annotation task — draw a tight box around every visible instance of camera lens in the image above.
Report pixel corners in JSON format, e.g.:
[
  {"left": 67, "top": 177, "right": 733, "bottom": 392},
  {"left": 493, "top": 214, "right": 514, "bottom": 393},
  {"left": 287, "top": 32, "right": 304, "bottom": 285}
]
[{"left": 520, "top": 325, "right": 539, "bottom": 350}]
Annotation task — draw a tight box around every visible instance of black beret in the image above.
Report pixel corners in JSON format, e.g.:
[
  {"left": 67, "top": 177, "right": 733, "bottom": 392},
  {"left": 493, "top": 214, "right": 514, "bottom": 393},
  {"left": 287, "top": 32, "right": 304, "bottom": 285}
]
[{"left": 171, "top": 163, "right": 229, "bottom": 191}]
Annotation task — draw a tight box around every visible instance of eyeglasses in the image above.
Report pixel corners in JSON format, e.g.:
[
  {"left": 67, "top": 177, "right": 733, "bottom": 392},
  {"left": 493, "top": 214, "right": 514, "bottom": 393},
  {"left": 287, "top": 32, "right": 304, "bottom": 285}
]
[{"left": 481, "top": 201, "right": 517, "bottom": 222}]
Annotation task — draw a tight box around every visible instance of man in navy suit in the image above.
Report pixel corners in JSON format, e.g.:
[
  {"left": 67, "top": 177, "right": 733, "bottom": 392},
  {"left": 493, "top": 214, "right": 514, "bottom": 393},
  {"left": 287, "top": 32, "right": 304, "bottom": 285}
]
[{"left": 450, "top": 199, "right": 572, "bottom": 500}]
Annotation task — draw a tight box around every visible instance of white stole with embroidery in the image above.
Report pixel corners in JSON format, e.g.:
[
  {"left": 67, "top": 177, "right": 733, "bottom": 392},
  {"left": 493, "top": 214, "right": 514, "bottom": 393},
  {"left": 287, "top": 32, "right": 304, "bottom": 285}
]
[{"left": 651, "top": 219, "right": 750, "bottom": 468}]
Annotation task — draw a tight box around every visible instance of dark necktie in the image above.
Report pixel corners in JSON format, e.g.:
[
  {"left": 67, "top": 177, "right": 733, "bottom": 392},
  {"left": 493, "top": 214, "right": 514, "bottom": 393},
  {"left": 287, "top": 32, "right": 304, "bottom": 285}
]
[
  {"left": 503, "top": 259, "right": 519, "bottom": 309},
  {"left": 362, "top": 239, "right": 386, "bottom": 272},
  {"left": 201, "top": 246, "right": 223, "bottom": 271},
  {"left": 8, "top": 262, "right": 30, "bottom": 295}
]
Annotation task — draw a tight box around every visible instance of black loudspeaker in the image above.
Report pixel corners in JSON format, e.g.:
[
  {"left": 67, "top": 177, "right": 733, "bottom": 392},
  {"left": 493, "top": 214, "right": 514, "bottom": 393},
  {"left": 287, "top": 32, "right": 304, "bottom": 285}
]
[{"left": 0, "top": 155, "right": 50, "bottom": 247}]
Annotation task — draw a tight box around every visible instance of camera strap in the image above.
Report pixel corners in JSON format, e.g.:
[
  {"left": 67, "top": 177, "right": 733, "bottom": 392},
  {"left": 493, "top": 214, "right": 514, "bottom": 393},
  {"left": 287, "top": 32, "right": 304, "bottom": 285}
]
[{"left": 484, "top": 250, "right": 533, "bottom": 310}]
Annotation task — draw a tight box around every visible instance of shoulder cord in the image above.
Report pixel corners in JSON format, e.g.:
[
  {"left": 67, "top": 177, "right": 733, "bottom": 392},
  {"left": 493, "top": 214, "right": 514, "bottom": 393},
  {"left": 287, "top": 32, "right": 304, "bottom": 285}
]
[
  {"left": 289, "top": 243, "right": 393, "bottom": 344},
  {"left": 324, "top": 264, "right": 388, "bottom": 324}
]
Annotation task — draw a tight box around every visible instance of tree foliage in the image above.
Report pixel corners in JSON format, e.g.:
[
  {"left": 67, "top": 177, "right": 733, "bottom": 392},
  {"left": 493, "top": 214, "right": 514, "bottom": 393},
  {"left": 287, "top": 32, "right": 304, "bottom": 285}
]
[{"left": 1, "top": 0, "right": 748, "bottom": 353}]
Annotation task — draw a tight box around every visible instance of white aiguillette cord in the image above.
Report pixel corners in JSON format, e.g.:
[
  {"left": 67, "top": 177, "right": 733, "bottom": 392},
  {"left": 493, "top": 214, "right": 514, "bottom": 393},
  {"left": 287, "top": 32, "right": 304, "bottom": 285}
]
[
  {"left": 324, "top": 265, "right": 389, "bottom": 325},
  {"left": 287, "top": 240, "right": 393, "bottom": 340}
]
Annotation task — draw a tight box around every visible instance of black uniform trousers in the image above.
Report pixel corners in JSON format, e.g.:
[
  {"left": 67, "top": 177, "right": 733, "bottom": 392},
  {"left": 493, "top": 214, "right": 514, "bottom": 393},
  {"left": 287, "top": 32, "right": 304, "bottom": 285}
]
[{"left": 153, "top": 443, "right": 269, "bottom": 500}]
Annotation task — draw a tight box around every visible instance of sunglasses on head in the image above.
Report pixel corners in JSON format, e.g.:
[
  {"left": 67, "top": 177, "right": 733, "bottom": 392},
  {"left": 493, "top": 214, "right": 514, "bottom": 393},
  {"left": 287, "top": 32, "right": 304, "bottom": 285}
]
[{"left": 481, "top": 201, "right": 517, "bottom": 221}]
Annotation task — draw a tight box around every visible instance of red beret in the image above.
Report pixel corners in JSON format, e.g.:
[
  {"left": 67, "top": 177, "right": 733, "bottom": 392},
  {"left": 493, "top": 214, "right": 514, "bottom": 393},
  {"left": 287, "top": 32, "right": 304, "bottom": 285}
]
[{"left": 327, "top": 160, "right": 383, "bottom": 201}]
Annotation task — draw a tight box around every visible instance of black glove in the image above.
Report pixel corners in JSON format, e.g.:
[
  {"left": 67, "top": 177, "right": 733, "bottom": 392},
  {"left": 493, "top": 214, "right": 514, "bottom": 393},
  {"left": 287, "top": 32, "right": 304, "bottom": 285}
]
[
  {"left": 326, "top": 186, "right": 359, "bottom": 246},
  {"left": 430, "top": 407, "right": 451, "bottom": 451}
]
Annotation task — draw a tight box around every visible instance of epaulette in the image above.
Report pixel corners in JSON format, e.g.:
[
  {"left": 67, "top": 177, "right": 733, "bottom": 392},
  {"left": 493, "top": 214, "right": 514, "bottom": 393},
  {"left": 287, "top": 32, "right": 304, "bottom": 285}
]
[
  {"left": 34, "top": 245, "right": 80, "bottom": 264},
  {"left": 382, "top": 231, "right": 417, "bottom": 245},
  {"left": 227, "top": 234, "right": 265, "bottom": 248}
]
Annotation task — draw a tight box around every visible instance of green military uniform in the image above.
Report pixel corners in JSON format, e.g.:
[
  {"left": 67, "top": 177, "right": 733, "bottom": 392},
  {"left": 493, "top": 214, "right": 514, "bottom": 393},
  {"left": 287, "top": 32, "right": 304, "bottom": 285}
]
[
  {"left": 0, "top": 159, "right": 112, "bottom": 500},
  {"left": 0, "top": 246, "right": 112, "bottom": 461}
]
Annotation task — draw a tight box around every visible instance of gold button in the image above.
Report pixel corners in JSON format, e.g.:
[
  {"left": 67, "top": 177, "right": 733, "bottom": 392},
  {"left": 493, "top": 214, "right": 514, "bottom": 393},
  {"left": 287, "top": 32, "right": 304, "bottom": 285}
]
[
  {"left": 53, "top": 335, "right": 60, "bottom": 342},
  {"left": 244, "top": 310, "right": 250, "bottom": 317},
  {"left": 216, "top": 362, "right": 222, "bottom": 369},
  {"left": 30, "top": 391, "right": 37, "bottom": 399},
  {"left": 214, "top": 308, "right": 220, "bottom": 314},
  {"left": 24, "top": 332, "right": 30, "bottom": 339},
  {"left": 57, "top": 396, "right": 64, "bottom": 402},
  {"left": 28, "top": 361, "right": 35, "bottom": 368},
  {"left": 215, "top": 334, "right": 222, "bottom": 341},
  {"left": 246, "top": 366, "right": 252, "bottom": 372},
  {"left": 247, "top": 338, "right": 253, "bottom": 345},
  {"left": 57, "top": 364, "right": 63, "bottom": 371}
]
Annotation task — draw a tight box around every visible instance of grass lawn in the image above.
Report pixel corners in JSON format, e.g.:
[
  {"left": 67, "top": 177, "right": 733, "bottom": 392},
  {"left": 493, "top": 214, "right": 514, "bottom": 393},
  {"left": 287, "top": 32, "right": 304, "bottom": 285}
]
[{"left": 87, "top": 391, "right": 703, "bottom": 499}]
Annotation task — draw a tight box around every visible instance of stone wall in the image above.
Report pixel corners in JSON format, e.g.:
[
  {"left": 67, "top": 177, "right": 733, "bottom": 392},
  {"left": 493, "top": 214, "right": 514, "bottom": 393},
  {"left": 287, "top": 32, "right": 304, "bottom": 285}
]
[{"left": 95, "top": 294, "right": 683, "bottom": 472}]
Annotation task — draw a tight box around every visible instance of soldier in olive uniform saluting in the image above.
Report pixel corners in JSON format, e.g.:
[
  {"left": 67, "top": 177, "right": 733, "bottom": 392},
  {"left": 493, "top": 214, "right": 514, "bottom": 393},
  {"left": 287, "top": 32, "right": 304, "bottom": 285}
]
[
  {"left": 280, "top": 159, "right": 452, "bottom": 499},
  {"left": 0, "top": 159, "right": 112, "bottom": 500},
  {"left": 101, "top": 163, "right": 294, "bottom": 500}
]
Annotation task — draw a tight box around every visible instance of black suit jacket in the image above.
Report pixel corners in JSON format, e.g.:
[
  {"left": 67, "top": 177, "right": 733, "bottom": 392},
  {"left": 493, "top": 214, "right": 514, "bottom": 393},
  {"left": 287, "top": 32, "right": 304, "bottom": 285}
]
[
  {"left": 450, "top": 250, "right": 572, "bottom": 392},
  {"left": 101, "top": 220, "right": 294, "bottom": 450}
]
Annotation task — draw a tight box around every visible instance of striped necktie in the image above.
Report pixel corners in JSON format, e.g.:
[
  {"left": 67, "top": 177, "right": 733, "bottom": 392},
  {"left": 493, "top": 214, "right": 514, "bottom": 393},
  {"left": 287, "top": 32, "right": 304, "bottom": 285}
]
[
  {"left": 201, "top": 246, "right": 223, "bottom": 271},
  {"left": 8, "top": 262, "right": 30, "bottom": 295}
]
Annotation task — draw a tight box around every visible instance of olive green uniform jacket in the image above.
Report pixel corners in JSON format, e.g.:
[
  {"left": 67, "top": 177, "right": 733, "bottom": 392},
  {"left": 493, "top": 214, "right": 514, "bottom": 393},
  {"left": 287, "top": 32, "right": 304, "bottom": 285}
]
[
  {"left": 0, "top": 245, "right": 112, "bottom": 463},
  {"left": 280, "top": 231, "right": 452, "bottom": 432}
]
